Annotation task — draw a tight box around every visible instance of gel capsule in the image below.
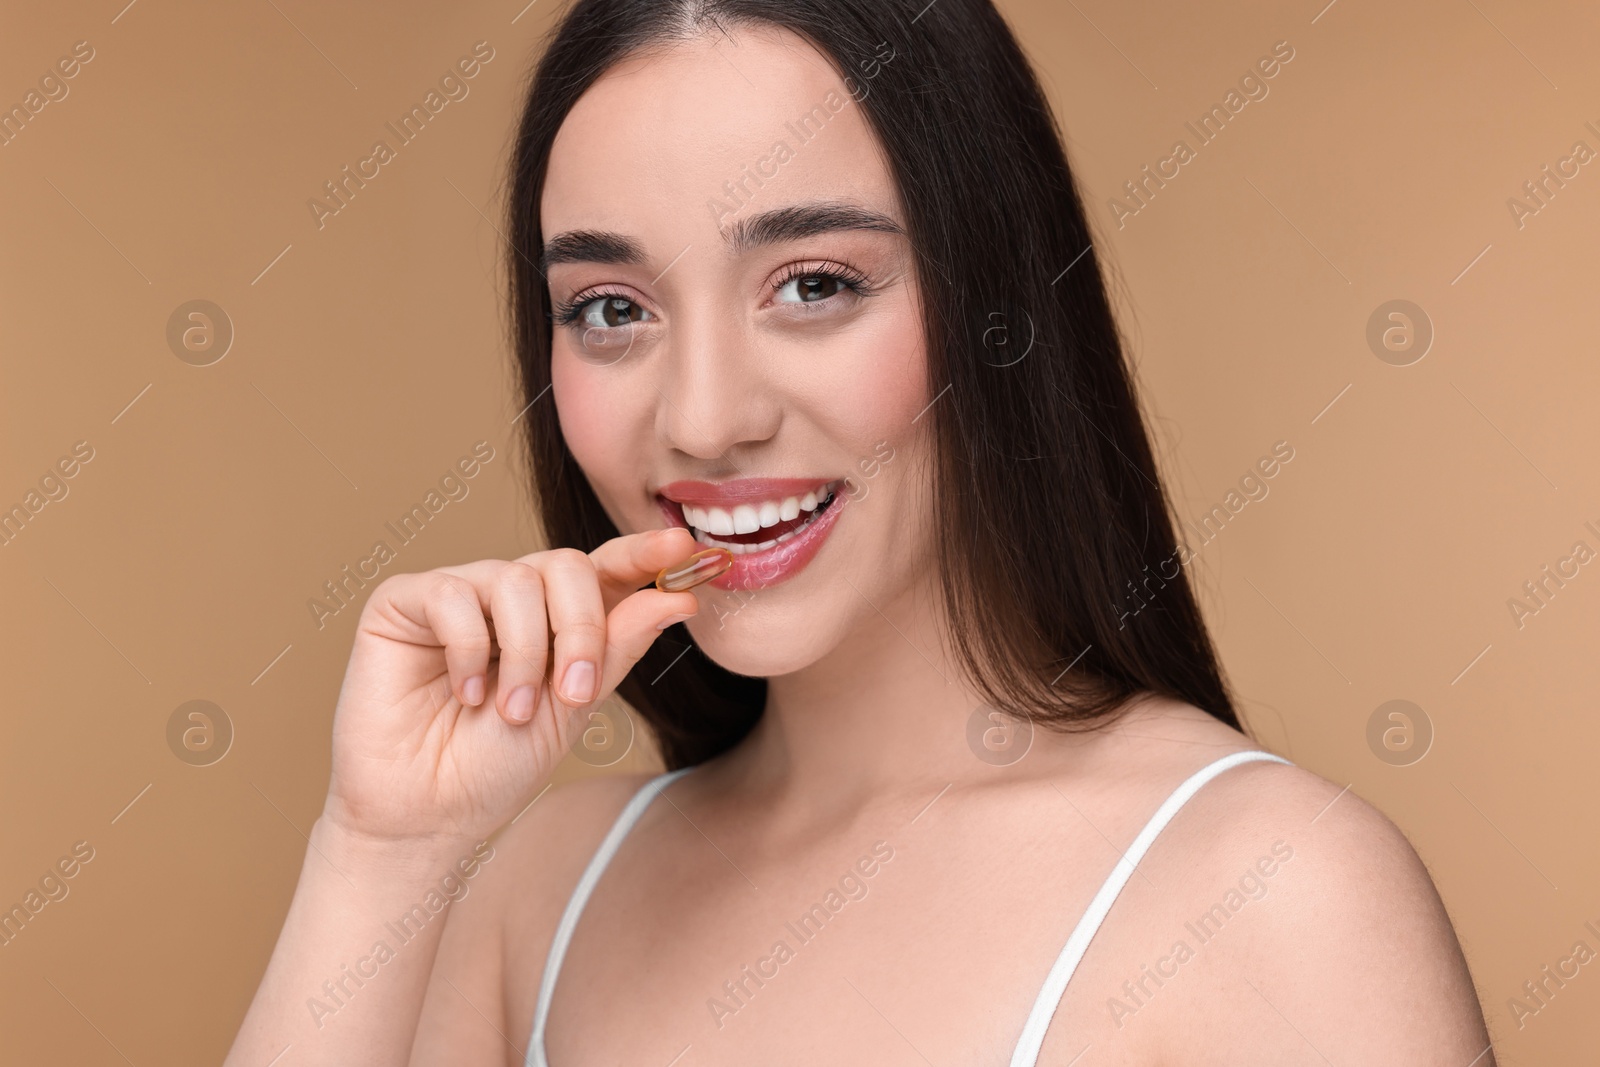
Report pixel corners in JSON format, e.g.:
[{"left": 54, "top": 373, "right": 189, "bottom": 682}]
[{"left": 655, "top": 547, "right": 734, "bottom": 592}]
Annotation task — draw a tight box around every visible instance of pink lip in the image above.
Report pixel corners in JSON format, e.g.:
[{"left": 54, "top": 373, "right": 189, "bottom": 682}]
[{"left": 654, "top": 477, "right": 847, "bottom": 591}]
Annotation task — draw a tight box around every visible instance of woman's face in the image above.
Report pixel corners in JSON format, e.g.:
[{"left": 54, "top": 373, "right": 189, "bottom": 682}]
[{"left": 541, "top": 27, "right": 933, "bottom": 677}]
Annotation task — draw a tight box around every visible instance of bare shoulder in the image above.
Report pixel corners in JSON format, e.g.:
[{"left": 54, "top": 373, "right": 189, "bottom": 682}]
[
  {"left": 481, "top": 769, "right": 661, "bottom": 941},
  {"left": 420, "top": 768, "right": 660, "bottom": 963},
  {"left": 409, "top": 770, "right": 659, "bottom": 1064},
  {"left": 1114, "top": 703, "right": 1497, "bottom": 1065}
]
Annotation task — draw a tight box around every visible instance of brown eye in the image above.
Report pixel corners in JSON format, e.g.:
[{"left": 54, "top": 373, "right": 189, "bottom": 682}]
[
  {"left": 578, "top": 296, "right": 649, "bottom": 328},
  {"left": 777, "top": 273, "right": 849, "bottom": 304}
]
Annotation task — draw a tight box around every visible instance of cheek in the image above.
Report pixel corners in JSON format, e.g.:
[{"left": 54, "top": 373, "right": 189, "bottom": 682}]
[
  {"left": 805, "top": 304, "right": 932, "bottom": 544},
  {"left": 551, "top": 354, "right": 645, "bottom": 511},
  {"left": 812, "top": 306, "right": 929, "bottom": 451}
]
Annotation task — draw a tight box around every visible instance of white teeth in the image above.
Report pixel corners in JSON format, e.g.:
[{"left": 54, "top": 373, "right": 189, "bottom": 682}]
[
  {"left": 695, "top": 528, "right": 798, "bottom": 554},
  {"left": 680, "top": 481, "right": 839, "bottom": 552}
]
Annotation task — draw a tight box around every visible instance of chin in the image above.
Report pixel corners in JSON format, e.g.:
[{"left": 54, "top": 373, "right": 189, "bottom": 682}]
[{"left": 680, "top": 585, "right": 853, "bottom": 678}]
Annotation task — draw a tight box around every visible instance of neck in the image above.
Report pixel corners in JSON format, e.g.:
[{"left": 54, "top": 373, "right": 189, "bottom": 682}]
[{"left": 731, "top": 571, "right": 986, "bottom": 806}]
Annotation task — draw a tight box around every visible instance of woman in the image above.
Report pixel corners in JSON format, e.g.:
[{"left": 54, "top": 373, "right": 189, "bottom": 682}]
[{"left": 228, "top": 1, "right": 1496, "bottom": 1063}]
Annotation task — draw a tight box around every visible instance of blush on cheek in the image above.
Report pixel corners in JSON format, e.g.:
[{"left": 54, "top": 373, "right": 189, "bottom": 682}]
[
  {"left": 826, "top": 312, "right": 929, "bottom": 444},
  {"left": 550, "top": 354, "right": 643, "bottom": 514},
  {"left": 817, "top": 308, "right": 932, "bottom": 553}
]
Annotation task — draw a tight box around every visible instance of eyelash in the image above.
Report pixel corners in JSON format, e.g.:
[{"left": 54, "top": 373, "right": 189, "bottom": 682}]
[
  {"left": 550, "top": 289, "right": 635, "bottom": 329},
  {"left": 771, "top": 260, "right": 878, "bottom": 308},
  {"left": 550, "top": 261, "right": 877, "bottom": 328}
]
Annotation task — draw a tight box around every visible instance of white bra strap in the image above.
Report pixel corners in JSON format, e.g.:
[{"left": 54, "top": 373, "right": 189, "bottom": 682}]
[
  {"left": 526, "top": 766, "right": 694, "bottom": 1067},
  {"left": 1007, "top": 749, "right": 1292, "bottom": 1067}
]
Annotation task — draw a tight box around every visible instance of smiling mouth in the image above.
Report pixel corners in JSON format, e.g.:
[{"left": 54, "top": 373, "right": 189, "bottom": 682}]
[{"left": 662, "top": 479, "right": 844, "bottom": 555}]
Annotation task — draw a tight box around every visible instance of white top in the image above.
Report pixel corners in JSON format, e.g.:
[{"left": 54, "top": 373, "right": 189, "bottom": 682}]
[{"left": 525, "top": 749, "right": 1292, "bottom": 1066}]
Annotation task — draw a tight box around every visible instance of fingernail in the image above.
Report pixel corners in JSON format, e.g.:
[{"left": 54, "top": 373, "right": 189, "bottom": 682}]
[
  {"left": 463, "top": 675, "right": 485, "bottom": 706},
  {"left": 560, "top": 660, "right": 596, "bottom": 705},
  {"left": 656, "top": 613, "right": 695, "bottom": 631},
  {"left": 506, "top": 685, "right": 535, "bottom": 723}
]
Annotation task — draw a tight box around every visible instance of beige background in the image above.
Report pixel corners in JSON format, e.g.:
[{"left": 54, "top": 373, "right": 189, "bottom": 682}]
[{"left": 2, "top": 0, "right": 1596, "bottom": 1061}]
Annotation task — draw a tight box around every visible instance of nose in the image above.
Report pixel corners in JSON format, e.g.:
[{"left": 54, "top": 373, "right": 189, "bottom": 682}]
[{"left": 654, "top": 303, "right": 782, "bottom": 462}]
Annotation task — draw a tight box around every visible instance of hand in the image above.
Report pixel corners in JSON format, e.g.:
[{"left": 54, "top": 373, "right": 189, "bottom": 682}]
[{"left": 320, "top": 527, "right": 703, "bottom": 845}]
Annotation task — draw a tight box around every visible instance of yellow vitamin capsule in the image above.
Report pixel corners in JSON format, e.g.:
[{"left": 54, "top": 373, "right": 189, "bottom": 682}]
[{"left": 655, "top": 547, "right": 734, "bottom": 592}]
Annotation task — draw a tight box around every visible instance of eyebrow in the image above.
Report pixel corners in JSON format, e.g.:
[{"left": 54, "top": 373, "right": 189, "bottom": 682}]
[{"left": 539, "top": 201, "right": 904, "bottom": 273}]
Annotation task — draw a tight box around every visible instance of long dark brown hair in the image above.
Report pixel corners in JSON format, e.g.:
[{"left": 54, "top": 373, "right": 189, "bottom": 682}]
[{"left": 505, "top": 0, "right": 1245, "bottom": 769}]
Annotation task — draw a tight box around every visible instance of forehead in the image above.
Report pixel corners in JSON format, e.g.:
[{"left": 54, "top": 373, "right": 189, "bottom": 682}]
[{"left": 541, "top": 27, "right": 899, "bottom": 241}]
